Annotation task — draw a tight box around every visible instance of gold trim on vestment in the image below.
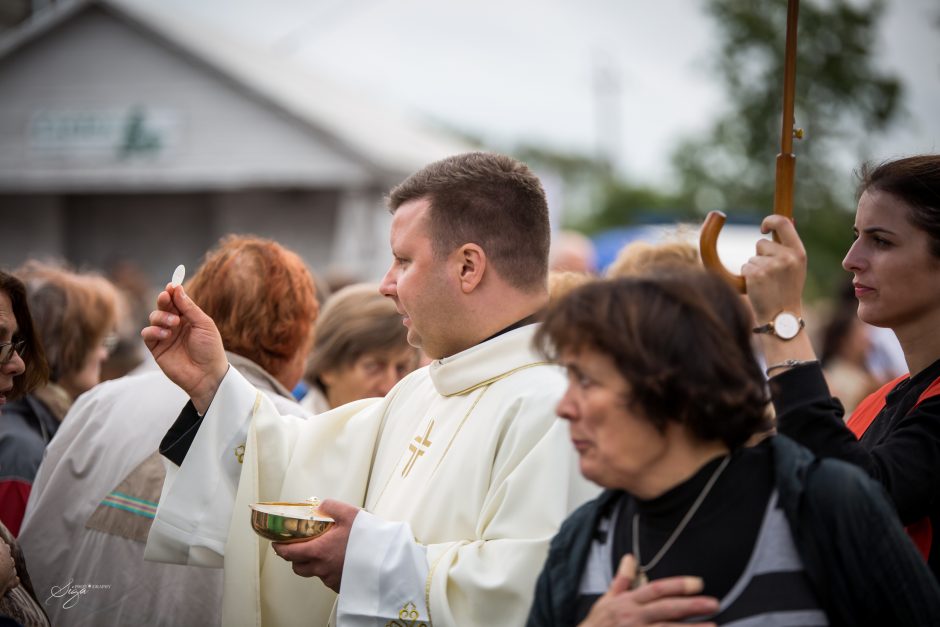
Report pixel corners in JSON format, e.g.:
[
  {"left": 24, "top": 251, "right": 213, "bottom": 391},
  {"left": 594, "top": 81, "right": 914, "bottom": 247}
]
[
  {"left": 251, "top": 390, "right": 263, "bottom": 416},
  {"left": 425, "top": 548, "right": 453, "bottom": 625},
  {"left": 428, "top": 389, "right": 486, "bottom": 479},
  {"left": 236, "top": 392, "right": 263, "bottom": 464},
  {"left": 439, "top": 362, "right": 551, "bottom": 397},
  {"left": 247, "top": 389, "right": 263, "bottom": 627}
]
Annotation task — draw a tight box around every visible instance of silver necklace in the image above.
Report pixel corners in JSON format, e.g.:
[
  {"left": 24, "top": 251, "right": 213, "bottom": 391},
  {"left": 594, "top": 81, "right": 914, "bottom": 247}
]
[{"left": 631, "top": 454, "right": 731, "bottom": 589}]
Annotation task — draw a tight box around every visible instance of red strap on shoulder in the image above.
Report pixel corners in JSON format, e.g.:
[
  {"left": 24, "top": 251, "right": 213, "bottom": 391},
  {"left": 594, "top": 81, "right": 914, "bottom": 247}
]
[
  {"left": 906, "top": 518, "right": 933, "bottom": 562},
  {"left": 846, "top": 375, "right": 907, "bottom": 439},
  {"left": 846, "top": 372, "right": 940, "bottom": 562},
  {"left": 908, "top": 374, "right": 940, "bottom": 561},
  {"left": 915, "top": 376, "right": 940, "bottom": 407}
]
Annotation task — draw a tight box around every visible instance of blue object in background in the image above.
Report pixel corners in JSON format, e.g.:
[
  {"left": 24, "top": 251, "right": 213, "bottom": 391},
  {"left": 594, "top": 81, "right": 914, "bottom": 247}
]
[
  {"left": 590, "top": 218, "right": 765, "bottom": 275},
  {"left": 591, "top": 225, "right": 671, "bottom": 273},
  {"left": 291, "top": 380, "right": 309, "bottom": 401}
]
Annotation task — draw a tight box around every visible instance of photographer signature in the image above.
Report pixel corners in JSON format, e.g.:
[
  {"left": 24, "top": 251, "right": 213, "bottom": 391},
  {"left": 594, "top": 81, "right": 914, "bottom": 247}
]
[
  {"left": 45, "top": 579, "right": 109, "bottom": 610},
  {"left": 45, "top": 579, "right": 86, "bottom": 610}
]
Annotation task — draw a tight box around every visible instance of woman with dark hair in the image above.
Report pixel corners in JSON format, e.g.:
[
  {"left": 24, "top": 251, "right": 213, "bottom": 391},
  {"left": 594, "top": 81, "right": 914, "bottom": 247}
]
[
  {"left": 527, "top": 271, "right": 940, "bottom": 626},
  {"left": 0, "top": 270, "right": 50, "bottom": 627},
  {"left": 743, "top": 154, "right": 940, "bottom": 579},
  {"left": 0, "top": 271, "right": 47, "bottom": 406},
  {"left": 0, "top": 262, "right": 118, "bottom": 535}
]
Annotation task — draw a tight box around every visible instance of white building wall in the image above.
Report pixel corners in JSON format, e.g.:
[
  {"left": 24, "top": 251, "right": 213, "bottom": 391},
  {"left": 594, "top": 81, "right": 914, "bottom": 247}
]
[
  {"left": 57, "top": 192, "right": 213, "bottom": 282},
  {"left": 331, "top": 188, "right": 393, "bottom": 281},
  {"left": 0, "top": 4, "right": 432, "bottom": 285},
  {"left": 0, "top": 6, "right": 373, "bottom": 192},
  {"left": 0, "top": 195, "right": 65, "bottom": 269},
  {"left": 211, "top": 189, "right": 340, "bottom": 275}
]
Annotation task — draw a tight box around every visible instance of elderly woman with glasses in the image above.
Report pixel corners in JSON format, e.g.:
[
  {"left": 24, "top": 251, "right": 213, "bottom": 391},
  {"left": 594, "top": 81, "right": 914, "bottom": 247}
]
[
  {"left": 527, "top": 271, "right": 940, "bottom": 627},
  {"left": 0, "top": 262, "right": 118, "bottom": 536},
  {"left": 0, "top": 269, "right": 50, "bottom": 627},
  {"left": 0, "top": 273, "right": 47, "bottom": 406}
]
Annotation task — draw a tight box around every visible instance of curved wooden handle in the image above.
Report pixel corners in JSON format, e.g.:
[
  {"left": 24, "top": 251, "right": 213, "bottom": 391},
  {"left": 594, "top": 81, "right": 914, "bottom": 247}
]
[
  {"left": 700, "top": 0, "right": 800, "bottom": 295},
  {"left": 699, "top": 211, "right": 746, "bottom": 293}
]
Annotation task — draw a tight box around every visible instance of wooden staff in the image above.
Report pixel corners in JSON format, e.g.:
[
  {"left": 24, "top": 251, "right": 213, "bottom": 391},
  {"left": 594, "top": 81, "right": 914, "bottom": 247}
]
[{"left": 699, "top": 0, "right": 803, "bottom": 292}]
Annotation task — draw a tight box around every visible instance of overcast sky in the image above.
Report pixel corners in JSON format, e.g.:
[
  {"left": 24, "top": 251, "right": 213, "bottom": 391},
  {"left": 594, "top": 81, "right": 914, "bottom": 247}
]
[{"left": 132, "top": 0, "right": 940, "bottom": 187}]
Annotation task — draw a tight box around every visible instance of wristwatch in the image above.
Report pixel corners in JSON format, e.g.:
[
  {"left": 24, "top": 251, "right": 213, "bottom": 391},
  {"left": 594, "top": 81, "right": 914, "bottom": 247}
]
[{"left": 753, "top": 311, "right": 804, "bottom": 340}]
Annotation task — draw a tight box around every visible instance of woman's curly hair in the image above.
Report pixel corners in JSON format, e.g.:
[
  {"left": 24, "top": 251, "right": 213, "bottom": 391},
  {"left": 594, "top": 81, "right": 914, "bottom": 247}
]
[{"left": 535, "top": 269, "right": 771, "bottom": 450}]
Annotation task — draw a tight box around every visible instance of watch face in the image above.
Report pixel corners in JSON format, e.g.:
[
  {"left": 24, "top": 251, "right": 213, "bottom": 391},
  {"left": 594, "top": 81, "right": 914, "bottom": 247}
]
[{"left": 774, "top": 312, "right": 800, "bottom": 339}]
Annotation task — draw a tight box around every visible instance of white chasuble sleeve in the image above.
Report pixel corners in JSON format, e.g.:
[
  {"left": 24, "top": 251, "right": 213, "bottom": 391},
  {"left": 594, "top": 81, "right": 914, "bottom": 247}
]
[
  {"left": 337, "top": 512, "right": 430, "bottom": 626},
  {"left": 145, "top": 366, "right": 288, "bottom": 566}
]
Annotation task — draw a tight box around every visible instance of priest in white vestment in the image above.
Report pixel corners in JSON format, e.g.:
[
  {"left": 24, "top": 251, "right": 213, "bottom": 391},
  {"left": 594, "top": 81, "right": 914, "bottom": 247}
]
[{"left": 142, "top": 153, "right": 598, "bottom": 626}]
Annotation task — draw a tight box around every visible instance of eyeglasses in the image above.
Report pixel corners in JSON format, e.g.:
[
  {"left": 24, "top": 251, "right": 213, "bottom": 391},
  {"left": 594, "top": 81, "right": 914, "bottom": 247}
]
[{"left": 0, "top": 339, "right": 25, "bottom": 365}]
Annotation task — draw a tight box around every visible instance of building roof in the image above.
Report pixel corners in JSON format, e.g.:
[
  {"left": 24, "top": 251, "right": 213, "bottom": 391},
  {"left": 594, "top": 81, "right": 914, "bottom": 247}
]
[{"left": 0, "top": 0, "right": 471, "bottom": 181}]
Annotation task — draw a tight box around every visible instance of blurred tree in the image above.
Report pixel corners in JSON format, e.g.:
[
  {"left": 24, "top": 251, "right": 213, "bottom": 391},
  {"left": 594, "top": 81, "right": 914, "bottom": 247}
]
[
  {"left": 672, "top": 0, "right": 903, "bottom": 296},
  {"left": 516, "top": 144, "right": 694, "bottom": 234},
  {"left": 576, "top": 178, "right": 691, "bottom": 231}
]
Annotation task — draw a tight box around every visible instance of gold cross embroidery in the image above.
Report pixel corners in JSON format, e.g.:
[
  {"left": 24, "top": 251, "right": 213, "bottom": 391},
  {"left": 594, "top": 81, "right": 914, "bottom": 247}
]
[{"left": 401, "top": 420, "right": 434, "bottom": 478}]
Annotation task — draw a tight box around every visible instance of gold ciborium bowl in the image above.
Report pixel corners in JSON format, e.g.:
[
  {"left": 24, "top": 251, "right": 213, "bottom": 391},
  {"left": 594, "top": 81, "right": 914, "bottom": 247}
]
[{"left": 249, "top": 501, "right": 335, "bottom": 544}]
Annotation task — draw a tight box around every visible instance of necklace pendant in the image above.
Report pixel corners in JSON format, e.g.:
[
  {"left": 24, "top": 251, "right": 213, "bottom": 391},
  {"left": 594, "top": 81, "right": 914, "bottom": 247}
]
[{"left": 631, "top": 571, "right": 648, "bottom": 590}]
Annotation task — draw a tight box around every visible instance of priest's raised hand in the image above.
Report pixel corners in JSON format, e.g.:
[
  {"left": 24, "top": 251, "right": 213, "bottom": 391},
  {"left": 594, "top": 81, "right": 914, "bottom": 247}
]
[{"left": 141, "top": 283, "right": 229, "bottom": 414}]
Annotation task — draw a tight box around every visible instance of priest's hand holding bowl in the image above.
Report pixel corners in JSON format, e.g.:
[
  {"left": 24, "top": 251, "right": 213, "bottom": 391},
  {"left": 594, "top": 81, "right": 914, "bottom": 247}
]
[
  {"left": 270, "top": 499, "right": 360, "bottom": 593},
  {"left": 140, "top": 282, "right": 229, "bottom": 414}
]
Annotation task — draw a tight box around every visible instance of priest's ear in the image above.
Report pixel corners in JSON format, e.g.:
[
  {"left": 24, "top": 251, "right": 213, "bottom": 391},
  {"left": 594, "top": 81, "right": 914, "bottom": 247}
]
[{"left": 454, "top": 243, "right": 486, "bottom": 294}]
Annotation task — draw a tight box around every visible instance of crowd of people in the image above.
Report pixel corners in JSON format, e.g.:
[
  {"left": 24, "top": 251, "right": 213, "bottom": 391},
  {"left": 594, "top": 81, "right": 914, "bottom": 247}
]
[{"left": 0, "top": 151, "right": 938, "bottom": 626}]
